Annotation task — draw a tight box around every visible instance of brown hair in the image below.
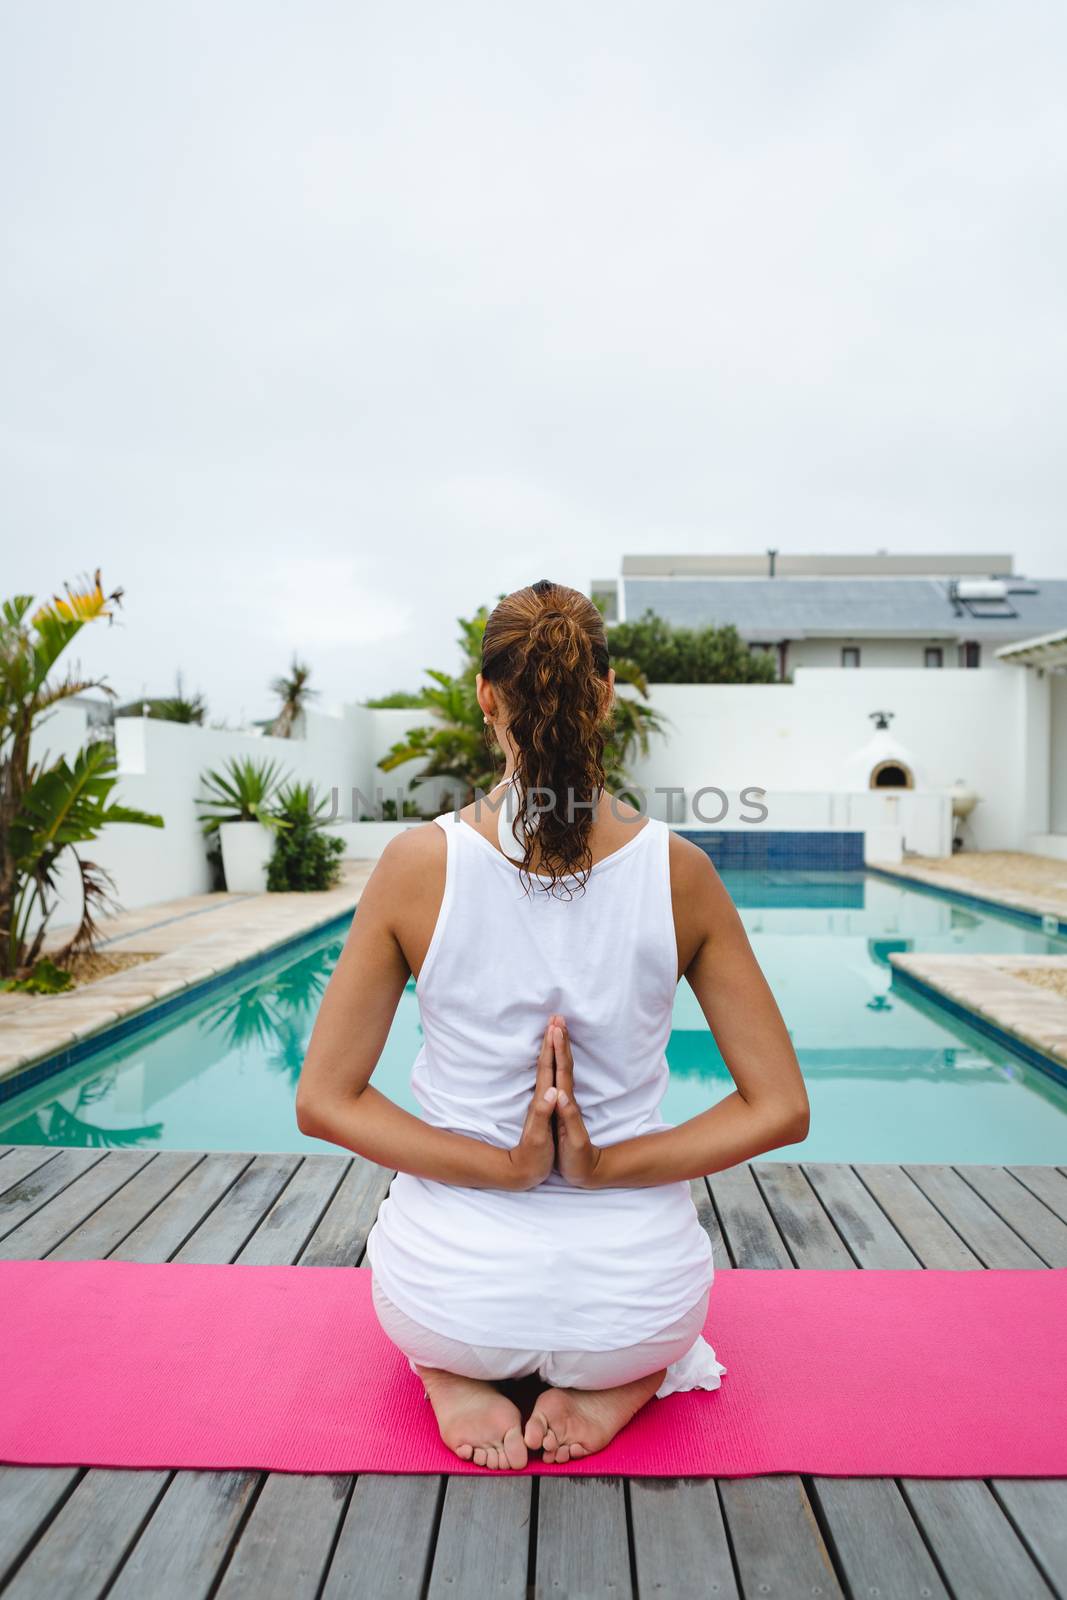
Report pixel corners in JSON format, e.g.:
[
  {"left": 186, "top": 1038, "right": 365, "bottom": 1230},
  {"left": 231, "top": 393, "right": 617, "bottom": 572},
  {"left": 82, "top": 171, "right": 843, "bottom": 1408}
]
[{"left": 481, "top": 579, "right": 611, "bottom": 895}]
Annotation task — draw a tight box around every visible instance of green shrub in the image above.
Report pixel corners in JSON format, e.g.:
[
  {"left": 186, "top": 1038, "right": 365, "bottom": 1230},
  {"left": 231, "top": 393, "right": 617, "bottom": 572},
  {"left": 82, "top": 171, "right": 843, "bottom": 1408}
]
[
  {"left": 1, "top": 956, "right": 73, "bottom": 993},
  {"left": 267, "top": 783, "right": 345, "bottom": 892}
]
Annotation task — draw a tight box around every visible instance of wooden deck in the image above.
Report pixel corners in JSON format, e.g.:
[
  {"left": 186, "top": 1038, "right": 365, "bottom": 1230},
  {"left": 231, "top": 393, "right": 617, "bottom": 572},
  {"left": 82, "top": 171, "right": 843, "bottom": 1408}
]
[{"left": 1, "top": 1148, "right": 1065, "bottom": 1600}]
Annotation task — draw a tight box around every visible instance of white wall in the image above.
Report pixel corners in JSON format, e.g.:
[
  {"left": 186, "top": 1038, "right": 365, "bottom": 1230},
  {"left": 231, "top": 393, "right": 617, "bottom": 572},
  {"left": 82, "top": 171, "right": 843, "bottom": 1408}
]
[
  {"left": 25, "top": 664, "right": 1046, "bottom": 926},
  {"left": 27, "top": 702, "right": 442, "bottom": 926},
  {"left": 626, "top": 669, "right": 1032, "bottom": 851},
  {"left": 1050, "top": 674, "right": 1067, "bottom": 836},
  {"left": 785, "top": 638, "right": 963, "bottom": 671},
  {"left": 749, "top": 638, "right": 1016, "bottom": 673}
]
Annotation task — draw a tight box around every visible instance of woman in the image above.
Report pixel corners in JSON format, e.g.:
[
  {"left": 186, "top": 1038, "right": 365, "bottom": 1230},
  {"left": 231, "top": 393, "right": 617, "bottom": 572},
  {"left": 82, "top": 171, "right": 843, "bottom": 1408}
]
[{"left": 296, "top": 580, "right": 808, "bottom": 1472}]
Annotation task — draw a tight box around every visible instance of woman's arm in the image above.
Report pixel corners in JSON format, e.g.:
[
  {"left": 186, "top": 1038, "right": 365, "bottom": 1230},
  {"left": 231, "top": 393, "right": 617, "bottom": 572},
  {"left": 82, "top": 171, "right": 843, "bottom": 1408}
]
[
  {"left": 295, "top": 831, "right": 558, "bottom": 1191},
  {"left": 555, "top": 837, "right": 809, "bottom": 1188}
]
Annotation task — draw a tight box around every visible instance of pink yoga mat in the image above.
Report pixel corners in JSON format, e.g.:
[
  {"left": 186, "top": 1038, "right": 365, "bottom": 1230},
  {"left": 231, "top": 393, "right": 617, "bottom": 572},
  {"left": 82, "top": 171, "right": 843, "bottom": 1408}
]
[{"left": 1, "top": 1261, "right": 1064, "bottom": 1477}]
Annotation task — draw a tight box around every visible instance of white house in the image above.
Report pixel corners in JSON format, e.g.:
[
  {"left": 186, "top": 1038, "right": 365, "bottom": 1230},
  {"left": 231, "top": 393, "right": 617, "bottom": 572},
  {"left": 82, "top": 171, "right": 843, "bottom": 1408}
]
[{"left": 592, "top": 553, "right": 1067, "bottom": 677}]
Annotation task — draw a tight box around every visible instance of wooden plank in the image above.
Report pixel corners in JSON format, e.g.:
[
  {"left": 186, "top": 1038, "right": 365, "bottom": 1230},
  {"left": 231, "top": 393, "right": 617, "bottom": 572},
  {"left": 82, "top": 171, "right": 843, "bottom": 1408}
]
[
  {"left": 110, "top": 1152, "right": 252, "bottom": 1263},
  {"left": 0, "top": 1150, "right": 105, "bottom": 1243},
  {"left": 426, "top": 1476, "right": 531, "bottom": 1600},
  {"left": 804, "top": 1162, "right": 987, "bottom": 1597},
  {"left": 688, "top": 1178, "right": 730, "bottom": 1267},
  {"left": 1008, "top": 1166, "right": 1067, "bottom": 1225},
  {"left": 854, "top": 1165, "right": 982, "bottom": 1269},
  {"left": 107, "top": 1471, "right": 260, "bottom": 1600},
  {"left": 956, "top": 1166, "right": 1067, "bottom": 1267},
  {"left": 0, "top": 1149, "right": 62, "bottom": 1200},
  {"left": 630, "top": 1478, "right": 739, "bottom": 1599},
  {"left": 0, "top": 1151, "right": 154, "bottom": 1259},
  {"left": 735, "top": 1164, "right": 876, "bottom": 1587},
  {"left": 47, "top": 1152, "right": 203, "bottom": 1260},
  {"left": 739, "top": 1161, "right": 883, "bottom": 1593},
  {"left": 718, "top": 1477, "right": 843, "bottom": 1599},
  {"left": 904, "top": 1166, "right": 1045, "bottom": 1268},
  {"left": 298, "top": 1156, "right": 393, "bottom": 1267},
  {"left": 806, "top": 1166, "right": 971, "bottom": 1598},
  {"left": 901, "top": 1480, "right": 1054, "bottom": 1600},
  {"left": 234, "top": 1155, "right": 349, "bottom": 1266},
  {"left": 101, "top": 1152, "right": 364, "bottom": 1599},
  {"left": 1, "top": 1470, "right": 170, "bottom": 1600},
  {"left": 807, "top": 1479, "right": 948, "bottom": 1600},
  {"left": 802, "top": 1164, "right": 921, "bottom": 1269},
  {"left": 171, "top": 1154, "right": 301, "bottom": 1264},
  {"left": 0, "top": 1467, "right": 81, "bottom": 1590},
  {"left": 991, "top": 1480, "right": 1067, "bottom": 1597},
  {"left": 321, "top": 1475, "right": 441, "bottom": 1600},
  {"left": 751, "top": 1163, "right": 854, "bottom": 1268},
  {"left": 707, "top": 1163, "right": 791, "bottom": 1267},
  {"left": 535, "top": 1477, "right": 631, "bottom": 1600},
  {"left": 213, "top": 1474, "right": 352, "bottom": 1600}
]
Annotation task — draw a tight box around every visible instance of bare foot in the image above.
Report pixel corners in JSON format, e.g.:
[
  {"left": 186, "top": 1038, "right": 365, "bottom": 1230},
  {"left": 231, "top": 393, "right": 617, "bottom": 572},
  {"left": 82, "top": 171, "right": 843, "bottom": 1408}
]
[
  {"left": 416, "top": 1366, "right": 528, "bottom": 1470},
  {"left": 523, "top": 1368, "right": 666, "bottom": 1464}
]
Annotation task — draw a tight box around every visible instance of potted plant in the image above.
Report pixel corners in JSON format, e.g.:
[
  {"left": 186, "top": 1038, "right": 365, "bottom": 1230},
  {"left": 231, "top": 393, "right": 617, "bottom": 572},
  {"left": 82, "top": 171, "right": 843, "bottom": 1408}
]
[{"left": 197, "top": 756, "right": 290, "bottom": 893}]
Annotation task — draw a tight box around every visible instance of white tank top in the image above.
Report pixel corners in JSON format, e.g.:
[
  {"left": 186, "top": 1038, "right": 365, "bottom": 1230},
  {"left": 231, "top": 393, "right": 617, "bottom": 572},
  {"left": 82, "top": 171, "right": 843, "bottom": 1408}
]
[{"left": 365, "top": 810, "right": 715, "bottom": 1350}]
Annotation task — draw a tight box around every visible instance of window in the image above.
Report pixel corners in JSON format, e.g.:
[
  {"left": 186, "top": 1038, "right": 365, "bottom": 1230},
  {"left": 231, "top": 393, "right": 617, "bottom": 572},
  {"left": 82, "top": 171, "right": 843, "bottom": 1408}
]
[
  {"left": 841, "top": 646, "right": 861, "bottom": 668},
  {"left": 959, "top": 641, "right": 981, "bottom": 669},
  {"left": 924, "top": 646, "right": 944, "bottom": 669}
]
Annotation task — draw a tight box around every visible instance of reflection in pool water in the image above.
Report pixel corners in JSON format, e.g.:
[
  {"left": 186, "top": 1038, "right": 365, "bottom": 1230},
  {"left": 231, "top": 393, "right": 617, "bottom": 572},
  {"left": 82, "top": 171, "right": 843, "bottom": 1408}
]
[{"left": 2, "top": 871, "right": 1066, "bottom": 1163}]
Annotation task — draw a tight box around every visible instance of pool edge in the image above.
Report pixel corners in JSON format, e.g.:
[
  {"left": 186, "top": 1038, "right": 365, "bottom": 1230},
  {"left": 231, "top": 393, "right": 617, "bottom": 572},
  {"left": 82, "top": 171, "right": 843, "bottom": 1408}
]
[{"left": 0, "top": 908, "right": 355, "bottom": 1106}]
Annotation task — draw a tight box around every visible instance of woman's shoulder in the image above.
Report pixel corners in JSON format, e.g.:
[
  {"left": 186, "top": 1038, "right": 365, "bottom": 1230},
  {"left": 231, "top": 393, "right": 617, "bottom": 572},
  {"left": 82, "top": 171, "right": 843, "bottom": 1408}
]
[{"left": 375, "top": 820, "right": 447, "bottom": 880}]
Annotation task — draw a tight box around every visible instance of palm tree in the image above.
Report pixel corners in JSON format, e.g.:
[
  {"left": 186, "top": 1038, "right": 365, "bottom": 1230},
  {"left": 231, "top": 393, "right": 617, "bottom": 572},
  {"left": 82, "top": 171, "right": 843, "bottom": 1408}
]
[
  {"left": 270, "top": 657, "right": 318, "bottom": 739},
  {"left": 117, "top": 671, "right": 207, "bottom": 724}
]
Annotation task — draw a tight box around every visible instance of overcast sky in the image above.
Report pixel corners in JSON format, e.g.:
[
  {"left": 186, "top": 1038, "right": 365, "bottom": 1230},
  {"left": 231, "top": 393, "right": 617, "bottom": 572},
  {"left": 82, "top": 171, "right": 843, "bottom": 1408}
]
[{"left": 2, "top": 1, "right": 1065, "bottom": 722}]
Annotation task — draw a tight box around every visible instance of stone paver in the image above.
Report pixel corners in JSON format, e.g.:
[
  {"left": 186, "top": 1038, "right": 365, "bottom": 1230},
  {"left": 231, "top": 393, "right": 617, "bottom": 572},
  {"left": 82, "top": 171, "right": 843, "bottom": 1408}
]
[
  {"left": 890, "top": 951, "right": 1067, "bottom": 1071},
  {"left": 873, "top": 852, "right": 1067, "bottom": 924},
  {"left": 0, "top": 862, "right": 373, "bottom": 1083}
]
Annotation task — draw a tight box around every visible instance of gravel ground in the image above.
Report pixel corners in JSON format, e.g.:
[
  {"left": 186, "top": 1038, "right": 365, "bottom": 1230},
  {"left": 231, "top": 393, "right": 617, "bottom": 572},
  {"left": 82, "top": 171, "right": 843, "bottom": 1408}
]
[
  {"left": 0, "top": 948, "right": 158, "bottom": 1009},
  {"left": 905, "top": 850, "right": 1067, "bottom": 910},
  {"left": 1008, "top": 966, "right": 1067, "bottom": 1000}
]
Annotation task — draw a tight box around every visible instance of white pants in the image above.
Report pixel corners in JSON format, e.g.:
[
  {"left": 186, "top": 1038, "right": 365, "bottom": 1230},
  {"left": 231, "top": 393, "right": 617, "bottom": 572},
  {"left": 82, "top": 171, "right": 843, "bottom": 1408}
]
[{"left": 371, "top": 1276, "right": 725, "bottom": 1398}]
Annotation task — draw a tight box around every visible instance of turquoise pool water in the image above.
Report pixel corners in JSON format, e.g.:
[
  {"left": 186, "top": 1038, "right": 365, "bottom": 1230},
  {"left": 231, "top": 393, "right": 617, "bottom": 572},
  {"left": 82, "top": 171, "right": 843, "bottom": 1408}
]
[{"left": 3, "top": 872, "right": 1066, "bottom": 1163}]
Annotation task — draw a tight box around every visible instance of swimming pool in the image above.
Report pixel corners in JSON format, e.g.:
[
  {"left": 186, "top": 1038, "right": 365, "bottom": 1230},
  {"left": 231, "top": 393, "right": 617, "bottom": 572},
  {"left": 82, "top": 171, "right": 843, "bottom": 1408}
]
[{"left": 2, "top": 871, "right": 1066, "bottom": 1163}]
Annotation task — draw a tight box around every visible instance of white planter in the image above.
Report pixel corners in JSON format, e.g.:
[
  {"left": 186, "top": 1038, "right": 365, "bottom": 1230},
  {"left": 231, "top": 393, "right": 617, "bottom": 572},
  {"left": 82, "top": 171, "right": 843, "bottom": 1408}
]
[{"left": 219, "top": 821, "right": 275, "bottom": 893}]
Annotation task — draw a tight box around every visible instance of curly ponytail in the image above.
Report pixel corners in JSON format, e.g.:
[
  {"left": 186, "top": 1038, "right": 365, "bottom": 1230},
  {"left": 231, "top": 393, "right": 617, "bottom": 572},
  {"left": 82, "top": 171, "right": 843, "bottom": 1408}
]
[{"left": 481, "top": 579, "right": 612, "bottom": 895}]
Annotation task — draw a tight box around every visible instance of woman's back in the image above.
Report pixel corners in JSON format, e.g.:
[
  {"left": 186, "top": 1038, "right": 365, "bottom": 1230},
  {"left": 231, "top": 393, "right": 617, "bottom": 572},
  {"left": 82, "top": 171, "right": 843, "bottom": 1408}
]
[
  {"left": 365, "top": 805, "right": 715, "bottom": 1349},
  {"left": 414, "top": 809, "right": 677, "bottom": 1171}
]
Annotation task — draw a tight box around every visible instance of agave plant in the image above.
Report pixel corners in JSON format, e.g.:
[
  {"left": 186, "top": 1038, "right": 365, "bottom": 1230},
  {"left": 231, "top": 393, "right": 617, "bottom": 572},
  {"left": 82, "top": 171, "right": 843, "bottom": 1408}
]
[
  {"left": 196, "top": 756, "right": 290, "bottom": 835},
  {"left": 0, "top": 573, "right": 164, "bottom": 981}
]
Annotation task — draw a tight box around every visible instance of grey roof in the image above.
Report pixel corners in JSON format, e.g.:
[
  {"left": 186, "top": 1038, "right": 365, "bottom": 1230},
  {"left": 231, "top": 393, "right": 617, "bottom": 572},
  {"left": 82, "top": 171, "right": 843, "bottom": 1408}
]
[{"left": 621, "top": 577, "right": 1067, "bottom": 641}]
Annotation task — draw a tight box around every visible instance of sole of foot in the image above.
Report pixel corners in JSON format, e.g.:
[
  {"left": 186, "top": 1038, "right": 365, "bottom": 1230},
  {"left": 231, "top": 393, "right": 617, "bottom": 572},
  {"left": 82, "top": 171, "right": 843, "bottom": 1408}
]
[
  {"left": 416, "top": 1366, "right": 528, "bottom": 1471},
  {"left": 523, "top": 1369, "right": 666, "bottom": 1464}
]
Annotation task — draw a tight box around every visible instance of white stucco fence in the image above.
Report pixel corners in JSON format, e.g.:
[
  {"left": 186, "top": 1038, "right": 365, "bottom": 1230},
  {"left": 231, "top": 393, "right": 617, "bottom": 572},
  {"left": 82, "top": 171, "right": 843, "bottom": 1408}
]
[
  {"left": 24, "top": 661, "right": 1055, "bottom": 925},
  {"left": 624, "top": 668, "right": 1048, "bottom": 855}
]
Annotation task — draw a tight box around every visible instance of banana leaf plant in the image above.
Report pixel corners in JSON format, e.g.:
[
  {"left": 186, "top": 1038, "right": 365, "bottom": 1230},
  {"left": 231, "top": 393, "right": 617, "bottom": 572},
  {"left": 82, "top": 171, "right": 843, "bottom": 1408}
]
[
  {"left": 0, "top": 573, "right": 164, "bottom": 982},
  {"left": 6, "top": 741, "right": 164, "bottom": 978}
]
